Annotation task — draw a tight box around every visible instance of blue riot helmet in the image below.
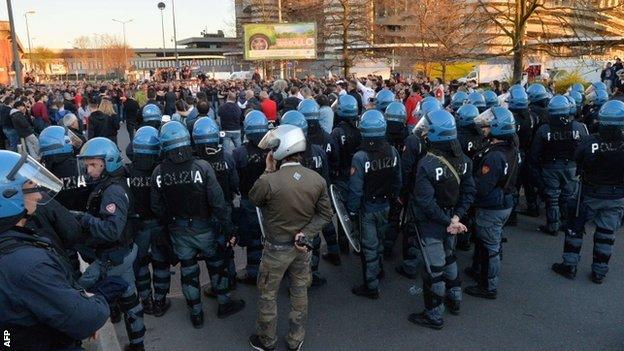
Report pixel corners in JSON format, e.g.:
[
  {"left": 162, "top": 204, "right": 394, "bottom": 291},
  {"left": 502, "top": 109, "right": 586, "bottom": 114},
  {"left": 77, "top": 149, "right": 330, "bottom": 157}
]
[
  {"left": 336, "top": 94, "right": 359, "bottom": 120},
  {"left": 591, "top": 81, "right": 607, "bottom": 92},
  {"left": 527, "top": 83, "right": 550, "bottom": 103},
  {"left": 297, "top": 99, "right": 320, "bottom": 121},
  {"left": 416, "top": 98, "right": 442, "bottom": 118},
  {"left": 568, "top": 91, "right": 583, "bottom": 109},
  {"left": 484, "top": 91, "right": 500, "bottom": 109},
  {"left": 142, "top": 103, "right": 162, "bottom": 123},
  {"left": 450, "top": 91, "right": 469, "bottom": 111},
  {"left": 359, "top": 110, "right": 387, "bottom": 139},
  {"left": 422, "top": 96, "right": 439, "bottom": 105},
  {"left": 598, "top": 100, "right": 624, "bottom": 128},
  {"left": 158, "top": 121, "right": 193, "bottom": 163},
  {"left": 414, "top": 110, "right": 457, "bottom": 142},
  {"left": 587, "top": 89, "right": 609, "bottom": 107},
  {"left": 456, "top": 104, "right": 480, "bottom": 127},
  {"left": 564, "top": 95, "right": 577, "bottom": 117},
  {"left": 78, "top": 137, "right": 124, "bottom": 182},
  {"left": 132, "top": 126, "right": 160, "bottom": 169},
  {"left": 192, "top": 117, "right": 220, "bottom": 146},
  {"left": 384, "top": 101, "right": 407, "bottom": 125},
  {"left": 0, "top": 150, "right": 62, "bottom": 219},
  {"left": 569, "top": 83, "right": 585, "bottom": 95},
  {"left": 475, "top": 106, "right": 516, "bottom": 138},
  {"left": 39, "top": 126, "right": 73, "bottom": 158},
  {"left": 375, "top": 89, "right": 395, "bottom": 111},
  {"left": 507, "top": 84, "right": 529, "bottom": 110},
  {"left": 467, "top": 92, "right": 487, "bottom": 112},
  {"left": 244, "top": 110, "right": 269, "bottom": 145},
  {"left": 548, "top": 95, "right": 572, "bottom": 124},
  {"left": 281, "top": 110, "right": 309, "bottom": 135}
]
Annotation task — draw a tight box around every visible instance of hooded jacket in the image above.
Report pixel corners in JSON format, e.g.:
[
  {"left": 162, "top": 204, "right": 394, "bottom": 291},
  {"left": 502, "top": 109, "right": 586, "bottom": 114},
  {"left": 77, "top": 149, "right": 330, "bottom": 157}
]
[{"left": 10, "top": 108, "right": 35, "bottom": 138}]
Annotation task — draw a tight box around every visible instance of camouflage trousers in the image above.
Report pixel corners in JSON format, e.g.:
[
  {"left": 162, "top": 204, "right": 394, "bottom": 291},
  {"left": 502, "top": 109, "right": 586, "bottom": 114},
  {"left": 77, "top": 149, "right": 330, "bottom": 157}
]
[{"left": 256, "top": 245, "right": 311, "bottom": 349}]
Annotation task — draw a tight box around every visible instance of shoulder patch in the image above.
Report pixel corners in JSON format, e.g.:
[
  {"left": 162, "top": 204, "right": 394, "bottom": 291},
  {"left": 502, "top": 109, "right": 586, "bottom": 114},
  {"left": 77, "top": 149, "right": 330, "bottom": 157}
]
[
  {"left": 293, "top": 172, "right": 302, "bottom": 181},
  {"left": 106, "top": 203, "right": 117, "bottom": 214}
]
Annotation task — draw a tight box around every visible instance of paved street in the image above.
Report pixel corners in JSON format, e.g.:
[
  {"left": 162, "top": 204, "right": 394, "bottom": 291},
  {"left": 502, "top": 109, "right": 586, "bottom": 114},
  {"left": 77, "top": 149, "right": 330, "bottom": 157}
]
[{"left": 113, "top": 124, "right": 624, "bottom": 351}]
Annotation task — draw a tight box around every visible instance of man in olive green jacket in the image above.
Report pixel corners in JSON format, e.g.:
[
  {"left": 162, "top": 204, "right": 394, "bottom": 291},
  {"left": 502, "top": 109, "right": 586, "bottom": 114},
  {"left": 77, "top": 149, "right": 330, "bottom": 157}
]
[{"left": 248, "top": 145, "right": 333, "bottom": 351}]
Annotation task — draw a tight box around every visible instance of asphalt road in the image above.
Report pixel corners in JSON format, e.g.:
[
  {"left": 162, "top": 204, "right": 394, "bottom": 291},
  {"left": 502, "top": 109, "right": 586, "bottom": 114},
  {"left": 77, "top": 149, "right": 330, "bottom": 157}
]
[{"left": 113, "top": 123, "right": 624, "bottom": 351}]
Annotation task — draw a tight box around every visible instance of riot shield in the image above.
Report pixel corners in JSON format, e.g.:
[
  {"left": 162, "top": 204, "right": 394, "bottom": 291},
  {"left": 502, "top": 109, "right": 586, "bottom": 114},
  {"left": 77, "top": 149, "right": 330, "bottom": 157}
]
[{"left": 329, "top": 184, "right": 361, "bottom": 253}]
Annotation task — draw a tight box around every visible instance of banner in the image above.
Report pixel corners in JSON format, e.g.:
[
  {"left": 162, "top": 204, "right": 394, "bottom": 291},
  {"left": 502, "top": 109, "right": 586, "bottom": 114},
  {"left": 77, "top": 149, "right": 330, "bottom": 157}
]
[{"left": 244, "top": 22, "right": 317, "bottom": 61}]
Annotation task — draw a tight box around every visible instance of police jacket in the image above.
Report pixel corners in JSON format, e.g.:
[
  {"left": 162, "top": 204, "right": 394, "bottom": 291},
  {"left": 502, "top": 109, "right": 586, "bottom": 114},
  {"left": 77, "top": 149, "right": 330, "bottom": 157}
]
[
  {"left": 510, "top": 108, "right": 535, "bottom": 152},
  {"left": 530, "top": 121, "right": 587, "bottom": 166},
  {"left": 43, "top": 154, "right": 90, "bottom": 211},
  {"left": 474, "top": 139, "right": 519, "bottom": 209},
  {"left": 412, "top": 143, "right": 475, "bottom": 229},
  {"left": 249, "top": 163, "right": 333, "bottom": 244},
  {"left": 199, "top": 147, "right": 239, "bottom": 202},
  {"left": 347, "top": 140, "right": 402, "bottom": 213},
  {"left": 308, "top": 123, "right": 340, "bottom": 180},
  {"left": 331, "top": 120, "right": 361, "bottom": 182},
  {"left": 128, "top": 160, "right": 159, "bottom": 221},
  {"left": 386, "top": 122, "right": 408, "bottom": 152},
  {"left": 80, "top": 170, "right": 135, "bottom": 257},
  {"left": 303, "top": 143, "right": 331, "bottom": 183},
  {"left": 0, "top": 227, "right": 109, "bottom": 351},
  {"left": 529, "top": 101, "right": 549, "bottom": 128},
  {"left": 581, "top": 106, "right": 601, "bottom": 134},
  {"left": 457, "top": 126, "right": 486, "bottom": 159},
  {"left": 26, "top": 198, "right": 83, "bottom": 253},
  {"left": 575, "top": 133, "right": 624, "bottom": 199},
  {"left": 401, "top": 134, "right": 427, "bottom": 197},
  {"left": 150, "top": 157, "right": 233, "bottom": 234},
  {"left": 233, "top": 142, "right": 268, "bottom": 198}
]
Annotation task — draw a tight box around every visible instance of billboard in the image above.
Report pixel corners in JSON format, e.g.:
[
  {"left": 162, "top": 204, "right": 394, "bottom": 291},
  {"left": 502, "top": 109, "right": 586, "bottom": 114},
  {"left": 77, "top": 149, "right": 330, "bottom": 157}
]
[{"left": 244, "top": 22, "right": 317, "bottom": 61}]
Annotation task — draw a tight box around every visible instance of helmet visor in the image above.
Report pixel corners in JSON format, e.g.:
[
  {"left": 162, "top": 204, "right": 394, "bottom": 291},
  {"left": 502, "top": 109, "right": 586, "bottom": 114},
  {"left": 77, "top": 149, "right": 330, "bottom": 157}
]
[
  {"left": 257, "top": 128, "right": 281, "bottom": 152},
  {"left": 474, "top": 109, "right": 495, "bottom": 128},
  {"left": 10, "top": 154, "right": 62, "bottom": 205},
  {"left": 67, "top": 128, "right": 83, "bottom": 150},
  {"left": 413, "top": 115, "right": 431, "bottom": 135}
]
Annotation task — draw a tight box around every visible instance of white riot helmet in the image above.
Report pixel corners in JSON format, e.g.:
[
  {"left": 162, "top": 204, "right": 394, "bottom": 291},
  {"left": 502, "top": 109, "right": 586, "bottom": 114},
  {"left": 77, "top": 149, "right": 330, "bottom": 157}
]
[{"left": 258, "top": 124, "right": 307, "bottom": 161}]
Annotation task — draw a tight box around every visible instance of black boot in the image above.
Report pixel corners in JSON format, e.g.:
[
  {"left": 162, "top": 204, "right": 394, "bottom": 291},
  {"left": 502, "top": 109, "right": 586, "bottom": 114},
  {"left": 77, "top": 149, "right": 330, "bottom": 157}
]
[
  {"left": 152, "top": 298, "right": 171, "bottom": 317},
  {"left": 191, "top": 311, "right": 204, "bottom": 329},
  {"left": 310, "top": 275, "right": 327, "bottom": 289},
  {"left": 464, "top": 285, "right": 497, "bottom": 299},
  {"left": 217, "top": 299, "right": 245, "bottom": 318},
  {"left": 110, "top": 303, "right": 121, "bottom": 324},
  {"left": 445, "top": 298, "right": 461, "bottom": 315},
  {"left": 351, "top": 284, "right": 379, "bottom": 299},
  {"left": 551, "top": 263, "right": 576, "bottom": 280},
  {"left": 407, "top": 312, "right": 443, "bottom": 330},
  {"left": 395, "top": 265, "right": 417, "bottom": 279},
  {"left": 590, "top": 271, "right": 604, "bottom": 284},
  {"left": 249, "top": 335, "right": 275, "bottom": 351},
  {"left": 321, "top": 253, "right": 341, "bottom": 266},
  {"left": 539, "top": 225, "right": 559, "bottom": 236},
  {"left": 141, "top": 298, "right": 155, "bottom": 315},
  {"left": 124, "top": 343, "right": 145, "bottom": 351}
]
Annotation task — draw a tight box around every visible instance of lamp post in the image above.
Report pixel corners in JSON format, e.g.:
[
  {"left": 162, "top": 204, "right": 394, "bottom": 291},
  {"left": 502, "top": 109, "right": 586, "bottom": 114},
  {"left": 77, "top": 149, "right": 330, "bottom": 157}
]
[
  {"left": 171, "top": 0, "right": 179, "bottom": 69},
  {"left": 24, "top": 11, "right": 35, "bottom": 59},
  {"left": 6, "top": 0, "right": 22, "bottom": 87},
  {"left": 157, "top": 2, "right": 166, "bottom": 58},
  {"left": 112, "top": 18, "right": 133, "bottom": 76}
]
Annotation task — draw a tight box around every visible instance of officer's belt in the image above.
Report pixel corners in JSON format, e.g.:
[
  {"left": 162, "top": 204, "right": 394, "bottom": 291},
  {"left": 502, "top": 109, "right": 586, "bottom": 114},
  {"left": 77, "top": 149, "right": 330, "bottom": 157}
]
[
  {"left": 171, "top": 217, "right": 211, "bottom": 225},
  {"left": 264, "top": 238, "right": 295, "bottom": 251}
]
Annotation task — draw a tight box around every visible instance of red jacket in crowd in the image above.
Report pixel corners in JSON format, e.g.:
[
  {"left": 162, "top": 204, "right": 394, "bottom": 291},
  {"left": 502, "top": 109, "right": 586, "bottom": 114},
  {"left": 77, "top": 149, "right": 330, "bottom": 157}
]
[
  {"left": 31, "top": 101, "right": 50, "bottom": 125},
  {"left": 405, "top": 94, "right": 422, "bottom": 126},
  {"left": 261, "top": 98, "right": 277, "bottom": 122}
]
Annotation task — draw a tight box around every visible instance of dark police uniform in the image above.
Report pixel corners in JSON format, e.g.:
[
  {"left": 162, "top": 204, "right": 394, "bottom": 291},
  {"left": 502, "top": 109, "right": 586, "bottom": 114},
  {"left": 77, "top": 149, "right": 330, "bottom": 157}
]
[
  {"left": 560, "top": 133, "right": 624, "bottom": 280},
  {"left": 0, "top": 228, "right": 110, "bottom": 351},
  {"left": 347, "top": 140, "right": 402, "bottom": 292},
  {"left": 78, "top": 169, "right": 146, "bottom": 346},
  {"left": 511, "top": 108, "right": 539, "bottom": 216},
  {"left": 151, "top": 156, "right": 235, "bottom": 316},
  {"left": 531, "top": 120, "right": 588, "bottom": 232},
  {"left": 232, "top": 142, "right": 268, "bottom": 281},
  {"left": 411, "top": 145, "right": 475, "bottom": 323},
  {"left": 42, "top": 153, "right": 90, "bottom": 212}
]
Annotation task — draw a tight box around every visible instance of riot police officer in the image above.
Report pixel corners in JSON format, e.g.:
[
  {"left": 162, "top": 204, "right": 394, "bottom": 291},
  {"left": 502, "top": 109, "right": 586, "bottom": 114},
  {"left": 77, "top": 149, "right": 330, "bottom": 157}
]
[
  {"left": 527, "top": 83, "right": 551, "bottom": 127},
  {"left": 450, "top": 91, "right": 469, "bottom": 113},
  {"left": 192, "top": 117, "right": 239, "bottom": 293},
  {"left": 38, "top": 126, "right": 90, "bottom": 211},
  {"left": 330, "top": 94, "right": 362, "bottom": 255},
  {"left": 456, "top": 104, "right": 486, "bottom": 159},
  {"left": 552, "top": 100, "right": 624, "bottom": 284},
  {"left": 467, "top": 92, "right": 487, "bottom": 113},
  {"left": 128, "top": 126, "right": 172, "bottom": 317},
  {"left": 531, "top": 95, "right": 588, "bottom": 235},
  {"left": 77, "top": 137, "right": 146, "bottom": 350},
  {"left": 232, "top": 111, "right": 270, "bottom": 284},
  {"left": 582, "top": 89, "right": 609, "bottom": 134},
  {"left": 282, "top": 110, "right": 331, "bottom": 287},
  {"left": 408, "top": 110, "right": 476, "bottom": 329},
  {"left": 0, "top": 150, "right": 121, "bottom": 351},
  {"left": 348, "top": 110, "right": 402, "bottom": 299},
  {"left": 141, "top": 103, "right": 163, "bottom": 129},
  {"left": 464, "top": 107, "right": 519, "bottom": 300},
  {"left": 376, "top": 89, "right": 395, "bottom": 112},
  {"left": 151, "top": 121, "right": 244, "bottom": 328},
  {"left": 484, "top": 90, "right": 500, "bottom": 109}
]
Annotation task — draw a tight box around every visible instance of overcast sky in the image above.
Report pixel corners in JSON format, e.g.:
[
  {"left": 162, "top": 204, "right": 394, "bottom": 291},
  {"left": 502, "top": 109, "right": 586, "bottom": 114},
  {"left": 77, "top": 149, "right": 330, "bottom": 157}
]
[{"left": 0, "top": 0, "right": 235, "bottom": 49}]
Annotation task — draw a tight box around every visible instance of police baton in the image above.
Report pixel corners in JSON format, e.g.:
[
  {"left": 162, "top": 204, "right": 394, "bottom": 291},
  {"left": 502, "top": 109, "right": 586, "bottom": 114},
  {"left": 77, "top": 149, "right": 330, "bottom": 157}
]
[{"left": 575, "top": 182, "right": 583, "bottom": 218}]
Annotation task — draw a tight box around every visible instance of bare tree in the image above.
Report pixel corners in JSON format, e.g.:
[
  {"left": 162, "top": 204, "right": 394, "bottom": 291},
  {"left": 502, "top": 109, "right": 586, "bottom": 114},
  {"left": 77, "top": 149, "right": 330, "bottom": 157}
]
[
  {"left": 474, "top": 0, "right": 624, "bottom": 82},
  {"left": 28, "top": 47, "right": 55, "bottom": 78}
]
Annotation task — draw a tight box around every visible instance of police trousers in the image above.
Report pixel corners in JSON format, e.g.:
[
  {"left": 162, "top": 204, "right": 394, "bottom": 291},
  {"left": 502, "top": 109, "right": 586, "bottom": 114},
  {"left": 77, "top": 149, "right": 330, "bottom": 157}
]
[
  {"left": 170, "top": 218, "right": 231, "bottom": 315},
  {"left": 239, "top": 198, "right": 263, "bottom": 278},
  {"left": 563, "top": 195, "right": 624, "bottom": 277},
  {"left": 360, "top": 207, "right": 389, "bottom": 290},
  {"left": 542, "top": 164, "right": 577, "bottom": 231},
  {"left": 257, "top": 245, "right": 311, "bottom": 349},
  {"left": 79, "top": 244, "right": 145, "bottom": 345},
  {"left": 133, "top": 219, "right": 171, "bottom": 303},
  {"left": 474, "top": 208, "right": 512, "bottom": 292}
]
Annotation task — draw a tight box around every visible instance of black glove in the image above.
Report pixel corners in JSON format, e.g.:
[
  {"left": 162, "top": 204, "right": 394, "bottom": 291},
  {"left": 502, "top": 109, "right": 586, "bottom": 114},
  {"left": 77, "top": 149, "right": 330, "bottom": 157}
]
[{"left": 88, "top": 276, "right": 129, "bottom": 303}]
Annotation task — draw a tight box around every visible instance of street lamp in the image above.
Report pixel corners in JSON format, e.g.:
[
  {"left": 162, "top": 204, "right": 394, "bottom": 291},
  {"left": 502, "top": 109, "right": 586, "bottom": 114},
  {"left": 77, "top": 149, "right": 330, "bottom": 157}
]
[
  {"left": 171, "top": 0, "right": 179, "bottom": 69},
  {"left": 24, "top": 11, "right": 35, "bottom": 58},
  {"left": 112, "top": 18, "right": 133, "bottom": 76},
  {"left": 6, "top": 0, "right": 22, "bottom": 87},
  {"left": 157, "top": 2, "right": 166, "bottom": 58}
]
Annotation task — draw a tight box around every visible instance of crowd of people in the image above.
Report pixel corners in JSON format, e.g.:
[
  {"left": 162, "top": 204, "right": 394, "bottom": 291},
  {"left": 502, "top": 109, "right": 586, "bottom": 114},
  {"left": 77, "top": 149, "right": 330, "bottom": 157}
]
[{"left": 1, "top": 69, "right": 624, "bottom": 351}]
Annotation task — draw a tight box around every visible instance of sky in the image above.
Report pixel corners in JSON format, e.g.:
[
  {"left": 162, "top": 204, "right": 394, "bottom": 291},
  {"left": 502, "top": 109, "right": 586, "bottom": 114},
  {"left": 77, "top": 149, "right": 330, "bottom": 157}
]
[{"left": 0, "top": 0, "right": 235, "bottom": 50}]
